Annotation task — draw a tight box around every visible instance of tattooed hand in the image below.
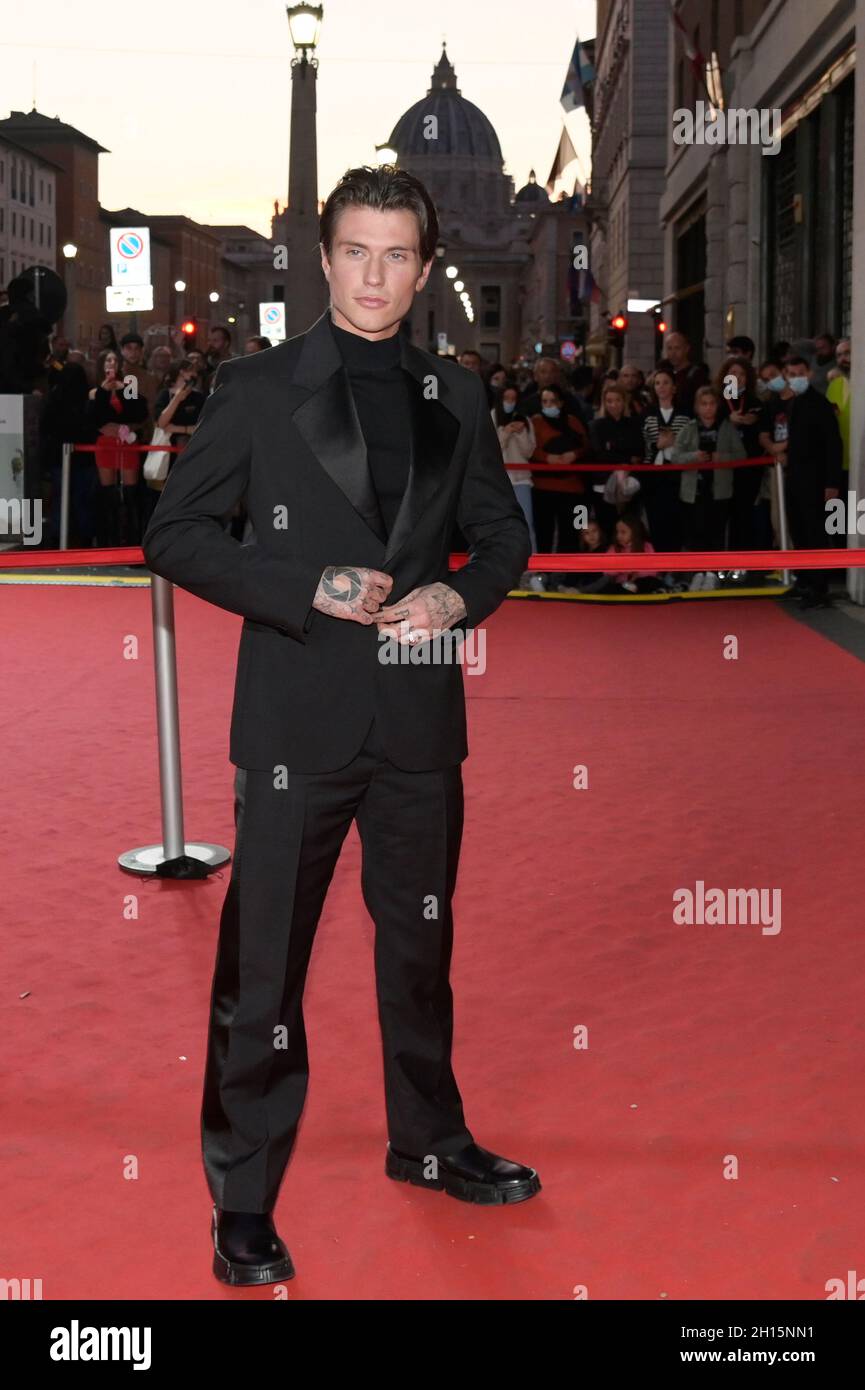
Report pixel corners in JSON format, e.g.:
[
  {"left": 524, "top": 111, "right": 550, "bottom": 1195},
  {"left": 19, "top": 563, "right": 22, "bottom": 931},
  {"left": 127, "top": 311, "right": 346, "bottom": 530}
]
[
  {"left": 313, "top": 566, "right": 394, "bottom": 624},
  {"left": 374, "top": 582, "right": 468, "bottom": 646}
]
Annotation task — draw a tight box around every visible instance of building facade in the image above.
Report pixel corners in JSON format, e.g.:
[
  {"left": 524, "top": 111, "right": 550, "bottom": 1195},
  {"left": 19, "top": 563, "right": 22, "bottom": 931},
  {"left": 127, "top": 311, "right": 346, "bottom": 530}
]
[
  {"left": 659, "top": 0, "right": 853, "bottom": 366},
  {"left": 0, "top": 134, "right": 58, "bottom": 292},
  {"left": 0, "top": 109, "right": 108, "bottom": 348},
  {"left": 386, "top": 46, "right": 587, "bottom": 364},
  {"left": 587, "top": 0, "right": 672, "bottom": 366}
]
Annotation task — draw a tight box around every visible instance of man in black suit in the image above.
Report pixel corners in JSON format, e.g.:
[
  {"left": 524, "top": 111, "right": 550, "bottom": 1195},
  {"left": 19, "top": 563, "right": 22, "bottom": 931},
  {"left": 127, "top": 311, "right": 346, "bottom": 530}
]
[
  {"left": 758, "top": 355, "right": 843, "bottom": 607},
  {"left": 142, "top": 165, "right": 539, "bottom": 1287}
]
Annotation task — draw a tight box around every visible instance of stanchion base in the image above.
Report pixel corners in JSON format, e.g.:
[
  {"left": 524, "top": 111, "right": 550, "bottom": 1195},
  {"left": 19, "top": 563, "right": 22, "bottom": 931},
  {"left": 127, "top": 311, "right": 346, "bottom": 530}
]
[{"left": 118, "top": 843, "right": 231, "bottom": 878}]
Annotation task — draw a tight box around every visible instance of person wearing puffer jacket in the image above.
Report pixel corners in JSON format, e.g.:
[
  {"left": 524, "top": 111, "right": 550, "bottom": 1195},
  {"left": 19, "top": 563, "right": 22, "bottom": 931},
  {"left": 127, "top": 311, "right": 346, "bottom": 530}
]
[{"left": 671, "top": 385, "right": 745, "bottom": 590}]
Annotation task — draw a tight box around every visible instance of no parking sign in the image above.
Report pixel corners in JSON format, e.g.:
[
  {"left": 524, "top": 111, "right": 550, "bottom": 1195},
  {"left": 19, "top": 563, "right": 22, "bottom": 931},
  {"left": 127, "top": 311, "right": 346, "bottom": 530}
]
[
  {"left": 259, "top": 302, "right": 286, "bottom": 343},
  {"left": 110, "top": 227, "right": 151, "bottom": 288}
]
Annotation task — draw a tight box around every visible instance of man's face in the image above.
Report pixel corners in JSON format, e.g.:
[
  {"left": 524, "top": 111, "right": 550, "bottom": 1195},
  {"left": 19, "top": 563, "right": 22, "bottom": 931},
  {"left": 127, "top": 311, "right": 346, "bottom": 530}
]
[
  {"left": 619, "top": 364, "right": 640, "bottom": 392},
  {"left": 534, "top": 359, "right": 558, "bottom": 389},
  {"left": 836, "top": 340, "right": 851, "bottom": 372},
  {"left": 459, "top": 352, "right": 482, "bottom": 373},
  {"left": 784, "top": 362, "right": 811, "bottom": 387},
  {"left": 320, "top": 205, "right": 432, "bottom": 340},
  {"left": 208, "top": 330, "right": 228, "bottom": 355},
  {"left": 814, "top": 336, "right": 834, "bottom": 362},
  {"left": 122, "top": 341, "right": 142, "bottom": 366},
  {"left": 664, "top": 333, "right": 688, "bottom": 368}
]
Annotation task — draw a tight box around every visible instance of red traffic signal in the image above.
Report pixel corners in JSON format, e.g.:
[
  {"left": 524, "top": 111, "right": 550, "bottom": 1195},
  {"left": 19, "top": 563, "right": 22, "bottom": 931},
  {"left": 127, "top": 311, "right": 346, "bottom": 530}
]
[
  {"left": 657, "top": 320, "right": 668, "bottom": 334},
  {"left": 611, "top": 312, "right": 628, "bottom": 332},
  {"left": 181, "top": 319, "right": 196, "bottom": 336}
]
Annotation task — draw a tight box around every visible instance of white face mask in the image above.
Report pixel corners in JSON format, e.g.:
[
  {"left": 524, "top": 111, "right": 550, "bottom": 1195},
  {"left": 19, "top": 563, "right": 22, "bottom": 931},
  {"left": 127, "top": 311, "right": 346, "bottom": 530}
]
[{"left": 502, "top": 400, "right": 516, "bottom": 413}]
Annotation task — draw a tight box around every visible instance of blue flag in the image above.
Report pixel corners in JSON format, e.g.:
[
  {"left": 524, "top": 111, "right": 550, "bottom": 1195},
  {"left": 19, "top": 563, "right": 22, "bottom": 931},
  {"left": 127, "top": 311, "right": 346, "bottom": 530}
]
[{"left": 560, "top": 38, "right": 596, "bottom": 114}]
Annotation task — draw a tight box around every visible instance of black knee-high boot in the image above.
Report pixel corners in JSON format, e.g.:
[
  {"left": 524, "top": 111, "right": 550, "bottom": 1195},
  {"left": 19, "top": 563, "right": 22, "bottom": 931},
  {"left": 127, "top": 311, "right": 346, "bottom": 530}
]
[{"left": 94, "top": 484, "right": 121, "bottom": 547}]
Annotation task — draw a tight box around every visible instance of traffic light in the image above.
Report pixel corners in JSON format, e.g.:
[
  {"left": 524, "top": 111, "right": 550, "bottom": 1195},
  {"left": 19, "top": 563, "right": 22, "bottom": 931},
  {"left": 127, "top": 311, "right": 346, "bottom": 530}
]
[
  {"left": 181, "top": 318, "right": 197, "bottom": 349},
  {"left": 652, "top": 305, "right": 668, "bottom": 361},
  {"left": 608, "top": 310, "right": 627, "bottom": 364}
]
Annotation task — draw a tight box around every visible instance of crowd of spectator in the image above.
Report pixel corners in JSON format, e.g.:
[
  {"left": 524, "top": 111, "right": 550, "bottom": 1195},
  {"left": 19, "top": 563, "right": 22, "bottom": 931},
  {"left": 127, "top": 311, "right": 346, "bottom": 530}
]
[
  {"left": 36, "top": 323, "right": 270, "bottom": 548},
  {"left": 475, "top": 330, "right": 849, "bottom": 607},
  {"left": 31, "top": 318, "right": 851, "bottom": 609}
]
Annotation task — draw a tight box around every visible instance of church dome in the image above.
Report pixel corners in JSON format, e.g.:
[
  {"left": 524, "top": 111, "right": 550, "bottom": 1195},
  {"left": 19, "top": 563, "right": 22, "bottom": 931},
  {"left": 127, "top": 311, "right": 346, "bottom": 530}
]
[
  {"left": 389, "top": 46, "right": 503, "bottom": 163},
  {"left": 515, "top": 169, "right": 549, "bottom": 204}
]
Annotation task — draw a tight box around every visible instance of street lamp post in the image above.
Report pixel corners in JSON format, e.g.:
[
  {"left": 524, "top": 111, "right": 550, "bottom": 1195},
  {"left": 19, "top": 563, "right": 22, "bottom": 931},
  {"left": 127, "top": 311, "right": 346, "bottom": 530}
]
[
  {"left": 173, "top": 279, "right": 186, "bottom": 350},
  {"left": 62, "top": 242, "right": 78, "bottom": 346},
  {"left": 283, "top": 4, "right": 325, "bottom": 335}
]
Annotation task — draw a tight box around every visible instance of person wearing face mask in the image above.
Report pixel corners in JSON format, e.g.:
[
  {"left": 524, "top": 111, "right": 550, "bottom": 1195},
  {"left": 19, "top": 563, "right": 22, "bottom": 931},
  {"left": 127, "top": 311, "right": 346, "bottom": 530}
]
[
  {"left": 492, "top": 381, "right": 539, "bottom": 586},
  {"left": 761, "top": 358, "right": 843, "bottom": 606},
  {"left": 519, "top": 356, "right": 587, "bottom": 425},
  {"left": 529, "top": 383, "right": 589, "bottom": 582}
]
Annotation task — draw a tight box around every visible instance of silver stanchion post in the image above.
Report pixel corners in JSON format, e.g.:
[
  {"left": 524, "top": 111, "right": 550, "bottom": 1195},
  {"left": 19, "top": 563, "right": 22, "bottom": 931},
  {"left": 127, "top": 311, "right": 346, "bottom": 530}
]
[
  {"left": 59, "top": 442, "right": 71, "bottom": 551},
  {"left": 775, "top": 459, "right": 791, "bottom": 587},
  {"left": 119, "top": 573, "right": 231, "bottom": 877}
]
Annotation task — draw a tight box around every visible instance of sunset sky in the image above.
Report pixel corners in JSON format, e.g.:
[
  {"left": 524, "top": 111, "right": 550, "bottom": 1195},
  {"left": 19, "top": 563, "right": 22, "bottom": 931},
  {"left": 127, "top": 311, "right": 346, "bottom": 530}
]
[{"left": 2, "top": 0, "right": 595, "bottom": 236}]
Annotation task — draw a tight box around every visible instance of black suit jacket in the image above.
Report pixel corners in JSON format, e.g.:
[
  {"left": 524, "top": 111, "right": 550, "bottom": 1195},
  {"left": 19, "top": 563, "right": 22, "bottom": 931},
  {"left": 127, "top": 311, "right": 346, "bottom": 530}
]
[
  {"left": 141, "top": 310, "right": 531, "bottom": 773},
  {"left": 787, "top": 386, "right": 844, "bottom": 495}
]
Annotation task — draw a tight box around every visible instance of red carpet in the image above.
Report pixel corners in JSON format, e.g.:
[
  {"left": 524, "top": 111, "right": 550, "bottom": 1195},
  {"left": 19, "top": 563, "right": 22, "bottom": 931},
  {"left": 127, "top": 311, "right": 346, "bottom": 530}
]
[{"left": 4, "top": 585, "right": 864, "bottom": 1299}]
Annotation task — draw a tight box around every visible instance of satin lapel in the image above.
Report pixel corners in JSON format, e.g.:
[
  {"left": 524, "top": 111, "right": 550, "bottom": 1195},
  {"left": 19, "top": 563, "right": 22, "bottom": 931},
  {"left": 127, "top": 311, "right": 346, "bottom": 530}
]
[
  {"left": 289, "top": 311, "right": 462, "bottom": 560},
  {"left": 383, "top": 340, "right": 462, "bottom": 566},
  {"left": 290, "top": 311, "right": 388, "bottom": 544}
]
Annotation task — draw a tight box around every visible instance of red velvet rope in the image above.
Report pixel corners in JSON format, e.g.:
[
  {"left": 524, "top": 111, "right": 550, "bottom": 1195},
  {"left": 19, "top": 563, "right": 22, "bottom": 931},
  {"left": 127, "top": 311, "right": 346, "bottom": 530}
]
[
  {"left": 65, "top": 442, "right": 772, "bottom": 471},
  {"left": 1, "top": 547, "right": 862, "bottom": 572},
  {"left": 504, "top": 455, "right": 774, "bottom": 472}
]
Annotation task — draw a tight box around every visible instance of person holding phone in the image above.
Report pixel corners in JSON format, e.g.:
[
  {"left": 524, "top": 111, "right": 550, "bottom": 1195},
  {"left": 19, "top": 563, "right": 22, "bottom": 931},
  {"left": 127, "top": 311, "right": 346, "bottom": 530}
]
[
  {"left": 86, "top": 348, "right": 149, "bottom": 544},
  {"left": 140, "top": 358, "right": 208, "bottom": 528}
]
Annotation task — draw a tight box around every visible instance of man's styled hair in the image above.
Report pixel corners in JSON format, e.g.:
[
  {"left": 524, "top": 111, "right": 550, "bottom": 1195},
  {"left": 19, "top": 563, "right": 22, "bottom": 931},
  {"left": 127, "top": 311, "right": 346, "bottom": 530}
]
[
  {"left": 727, "top": 335, "right": 756, "bottom": 357},
  {"left": 319, "top": 165, "right": 439, "bottom": 265}
]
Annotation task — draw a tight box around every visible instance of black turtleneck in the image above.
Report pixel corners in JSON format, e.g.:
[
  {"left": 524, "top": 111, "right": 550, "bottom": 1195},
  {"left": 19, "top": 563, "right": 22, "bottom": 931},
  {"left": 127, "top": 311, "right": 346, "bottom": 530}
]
[{"left": 329, "top": 316, "right": 412, "bottom": 539}]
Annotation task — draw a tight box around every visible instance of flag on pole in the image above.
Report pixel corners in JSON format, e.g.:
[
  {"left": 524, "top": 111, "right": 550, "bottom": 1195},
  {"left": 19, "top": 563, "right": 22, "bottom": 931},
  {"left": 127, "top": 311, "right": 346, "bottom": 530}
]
[
  {"left": 560, "top": 37, "right": 596, "bottom": 114},
  {"left": 667, "top": 1, "right": 708, "bottom": 89},
  {"left": 569, "top": 263, "right": 601, "bottom": 306},
  {"left": 546, "top": 124, "right": 579, "bottom": 194}
]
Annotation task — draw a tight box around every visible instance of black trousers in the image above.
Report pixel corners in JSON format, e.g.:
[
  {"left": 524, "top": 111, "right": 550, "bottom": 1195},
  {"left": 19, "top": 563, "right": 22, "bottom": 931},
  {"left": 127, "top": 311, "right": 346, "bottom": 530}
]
[
  {"left": 786, "top": 483, "right": 832, "bottom": 596},
  {"left": 201, "top": 715, "right": 474, "bottom": 1213},
  {"left": 682, "top": 494, "right": 731, "bottom": 552},
  {"left": 532, "top": 488, "right": 584, "bottom": 553}
]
